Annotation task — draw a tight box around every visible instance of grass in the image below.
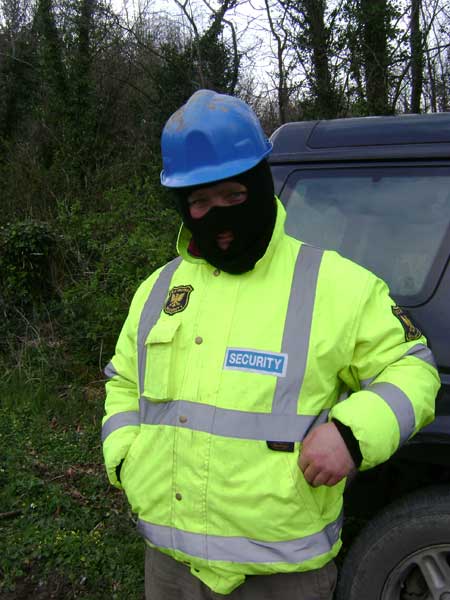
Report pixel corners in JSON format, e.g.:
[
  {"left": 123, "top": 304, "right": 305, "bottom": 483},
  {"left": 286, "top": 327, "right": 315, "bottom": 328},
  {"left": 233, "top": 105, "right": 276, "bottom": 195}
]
[{"left": 0, "top": 378, "right": 144, "bottom": 599}]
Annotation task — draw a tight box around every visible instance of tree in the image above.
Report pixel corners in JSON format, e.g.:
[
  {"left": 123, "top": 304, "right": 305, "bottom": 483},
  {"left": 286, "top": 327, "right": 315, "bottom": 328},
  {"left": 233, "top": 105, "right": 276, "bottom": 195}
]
[
  {"left": 302, "top": 0, "right": 340, "bottom": 117},
  {"left": 0, "top": 0, "right": 35, "bottom": 139},
  {"left": 261, "top": 0, "right": 343, "bottom": 123},
  {"left": 263, "top": 0, "right": 292, "bottom": 124},
  {"left": 410, "top": 0, "right": 423, "bottom": 112},
  {"left": 172, "top": 0, "right": 241, "bottom": 93},
  {"left": 422, "top": 0, "right": 450, "bottom": 112},
  {"left": 359, "top": 0, "right": 392, "bottom": 115},
  {"left": 31, "top": 0, "right": 66, "bottom": 169}
]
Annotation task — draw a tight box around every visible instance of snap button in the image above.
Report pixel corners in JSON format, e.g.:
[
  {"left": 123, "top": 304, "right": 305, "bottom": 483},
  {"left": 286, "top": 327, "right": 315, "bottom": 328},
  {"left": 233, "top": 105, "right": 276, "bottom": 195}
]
[
  {"left": 179, "top": 415, "right": 188, "bottom": 424},
  {"left": 175, "top": 492, "right": 182, "bottom": 501},
  {"left": 195, "top": 336, "right": 203, "bottom": 345},
  {"left": 213, "top": 269, "right": 220, "bottom": 276}
]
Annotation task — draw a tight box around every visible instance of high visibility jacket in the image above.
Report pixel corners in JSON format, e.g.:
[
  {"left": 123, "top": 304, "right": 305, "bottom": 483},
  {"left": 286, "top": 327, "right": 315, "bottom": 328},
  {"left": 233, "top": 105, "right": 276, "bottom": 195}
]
[{"left": 102, "top": 199, "right": 439, "bottom": 595}]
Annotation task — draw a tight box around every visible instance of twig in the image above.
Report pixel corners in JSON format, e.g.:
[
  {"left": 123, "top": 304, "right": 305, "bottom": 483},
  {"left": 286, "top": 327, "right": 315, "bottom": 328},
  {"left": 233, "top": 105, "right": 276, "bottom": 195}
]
[
  {"left": 0, "top": 510, "right": 23, "bottom": 520},
  {"left": 48, "top": 474, "right": 66, "bottom": 482},
  {"left": 90, "top": 520, "right": 104, "bottom": 533}
]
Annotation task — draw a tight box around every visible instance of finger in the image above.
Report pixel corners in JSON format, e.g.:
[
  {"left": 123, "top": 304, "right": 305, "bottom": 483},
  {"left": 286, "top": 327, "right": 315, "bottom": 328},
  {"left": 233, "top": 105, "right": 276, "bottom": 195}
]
[
  {"left": 325, "top": 473, "right": 347, "bottom": 487},
  {"left": 302, "top": 463, "right": 320, "bottom": 484},
  {"left": 310, "top": 476, "right": 327, "bottom": 488},
  {"left": 298, "top": 451, "right": 309, "bottom": 472},
  {"left": 311, "top": 473, "right": 335, "bottom": 488}
]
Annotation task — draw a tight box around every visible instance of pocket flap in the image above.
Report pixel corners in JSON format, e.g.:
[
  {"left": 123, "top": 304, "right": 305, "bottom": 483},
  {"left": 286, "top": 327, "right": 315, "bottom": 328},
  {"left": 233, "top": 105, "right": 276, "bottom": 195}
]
[{"left": 145, "top": 318, "right": 181, "bottom": 345}]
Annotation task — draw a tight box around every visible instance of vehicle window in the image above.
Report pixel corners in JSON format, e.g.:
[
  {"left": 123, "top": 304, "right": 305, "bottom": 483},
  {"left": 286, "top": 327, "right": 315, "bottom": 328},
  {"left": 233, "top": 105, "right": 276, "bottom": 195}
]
[{"left": 282, "top": 167, "right": 450, "bottom": 299}]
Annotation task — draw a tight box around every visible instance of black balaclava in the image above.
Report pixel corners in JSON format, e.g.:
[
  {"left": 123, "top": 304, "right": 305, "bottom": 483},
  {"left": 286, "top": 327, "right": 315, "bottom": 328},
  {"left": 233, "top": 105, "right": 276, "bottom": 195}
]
[{"left": 173, "top": 159, "right": 277, "bottom": 275}]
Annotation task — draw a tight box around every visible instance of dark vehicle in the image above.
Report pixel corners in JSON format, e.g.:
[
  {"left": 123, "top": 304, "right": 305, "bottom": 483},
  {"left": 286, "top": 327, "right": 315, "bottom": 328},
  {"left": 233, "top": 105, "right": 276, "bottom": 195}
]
[{"left": 269, "top": 113, "right": 450, "bottom": 600}]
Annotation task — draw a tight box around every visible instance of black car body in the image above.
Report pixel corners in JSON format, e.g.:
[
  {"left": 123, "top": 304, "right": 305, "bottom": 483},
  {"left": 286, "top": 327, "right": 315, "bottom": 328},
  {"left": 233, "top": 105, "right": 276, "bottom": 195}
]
[{"left": 269, "top": 113, "right": 450, "bottom": 599}]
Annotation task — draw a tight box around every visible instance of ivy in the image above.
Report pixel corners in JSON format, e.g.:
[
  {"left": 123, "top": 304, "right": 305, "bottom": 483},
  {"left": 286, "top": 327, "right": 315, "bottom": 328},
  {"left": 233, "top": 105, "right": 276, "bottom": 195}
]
[{"left": 0, "top": 220, "right": 59, "bottom": 308}]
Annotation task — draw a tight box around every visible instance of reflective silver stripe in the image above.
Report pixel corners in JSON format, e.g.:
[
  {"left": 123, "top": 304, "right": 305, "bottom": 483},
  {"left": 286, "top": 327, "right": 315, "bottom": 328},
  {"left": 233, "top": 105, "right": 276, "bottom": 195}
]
[
  {"left": 273, "top": 245, "right": 323, "bottom": 415},
  {"left": 367, "top": 382, "right": 415, "bottom": 444},
  {"left": 139, "top": 397, "right": 329, "bottom": 442},
  {"left": 137, "top": 257, "right": 182, "bottom": 395},
  {"left": 138, "top": 510, "right": 342, "bottom": 563},
  {"left": 360, "top": 377, "right": 375, "bottom": 389},
  {"left": 359, "top": 343, "right": 436, "bottom": 390},
  {"left": 102, "top": 411, "right": 140, "bottom": 442},
  {"left": 404, "top": 343, "right": 437, "bottom": 369},
  {"left": 104, "top": 361, "right": 118, "bottom": 379}
]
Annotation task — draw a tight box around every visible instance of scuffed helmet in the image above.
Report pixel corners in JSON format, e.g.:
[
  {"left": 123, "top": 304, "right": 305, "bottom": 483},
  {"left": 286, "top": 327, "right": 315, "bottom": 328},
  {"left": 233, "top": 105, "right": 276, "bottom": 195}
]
[{"left": 160, "top": 89, "right": 272, "bottom": 188}]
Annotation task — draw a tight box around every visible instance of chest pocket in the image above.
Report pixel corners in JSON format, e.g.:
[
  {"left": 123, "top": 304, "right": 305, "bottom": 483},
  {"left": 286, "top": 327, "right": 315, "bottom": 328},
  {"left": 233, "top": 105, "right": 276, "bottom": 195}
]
[{"left": 143, "top": 319, "right": 181, "bottom": 400}]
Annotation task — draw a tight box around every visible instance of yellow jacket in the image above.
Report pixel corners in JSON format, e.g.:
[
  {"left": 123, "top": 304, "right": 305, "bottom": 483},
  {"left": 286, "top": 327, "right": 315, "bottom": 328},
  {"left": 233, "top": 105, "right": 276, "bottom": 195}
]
[{"left": 102, "top": 200, "right": 439, "bottom": 594}]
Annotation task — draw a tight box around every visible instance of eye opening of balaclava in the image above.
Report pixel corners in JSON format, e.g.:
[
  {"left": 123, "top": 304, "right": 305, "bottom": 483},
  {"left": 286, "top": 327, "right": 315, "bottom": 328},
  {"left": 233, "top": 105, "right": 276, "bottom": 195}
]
[{"left": 172, "top": 159, "right": 276, "bottom": 274}]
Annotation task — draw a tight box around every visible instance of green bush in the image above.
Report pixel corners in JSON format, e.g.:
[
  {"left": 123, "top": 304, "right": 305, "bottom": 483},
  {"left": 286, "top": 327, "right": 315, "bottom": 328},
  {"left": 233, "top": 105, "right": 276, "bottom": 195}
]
[
  {"left": 0, "top": 220, "right": 59, "bottom": 308},
  {"left": 56, "top": 181, "right": 179, "bottom": 370},
  {"left": 0, "top": 180, "right": 180, "bottom": 386}
]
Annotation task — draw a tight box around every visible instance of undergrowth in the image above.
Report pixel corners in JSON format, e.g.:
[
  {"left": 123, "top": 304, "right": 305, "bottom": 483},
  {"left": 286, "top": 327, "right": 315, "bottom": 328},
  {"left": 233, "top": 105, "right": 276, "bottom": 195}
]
[
  {"left": 0, "top": 379, "right": 144, "bottom": 599},
  {"left": 0, "top": 180, "right": 179, "bottom": 598}
]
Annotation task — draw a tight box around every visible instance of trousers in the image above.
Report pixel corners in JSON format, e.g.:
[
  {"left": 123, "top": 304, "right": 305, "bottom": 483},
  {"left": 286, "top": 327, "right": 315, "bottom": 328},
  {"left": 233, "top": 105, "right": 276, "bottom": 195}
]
[{"left": 144, "top": 547, "right": 337, "bottom": 600}]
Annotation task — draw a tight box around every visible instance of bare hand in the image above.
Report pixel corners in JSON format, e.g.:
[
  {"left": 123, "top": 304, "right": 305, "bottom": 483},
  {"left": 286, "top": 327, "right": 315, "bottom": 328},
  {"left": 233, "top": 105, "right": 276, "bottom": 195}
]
[{"left": 298, "top": 422, "right": 356, "bottom": 487}]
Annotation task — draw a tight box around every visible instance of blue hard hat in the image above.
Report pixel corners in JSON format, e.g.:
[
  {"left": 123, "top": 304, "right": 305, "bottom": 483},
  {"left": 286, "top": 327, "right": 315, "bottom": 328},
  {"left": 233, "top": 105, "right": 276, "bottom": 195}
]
[{"left": 160, "top": 89, "right": 272, "bottom": 188}]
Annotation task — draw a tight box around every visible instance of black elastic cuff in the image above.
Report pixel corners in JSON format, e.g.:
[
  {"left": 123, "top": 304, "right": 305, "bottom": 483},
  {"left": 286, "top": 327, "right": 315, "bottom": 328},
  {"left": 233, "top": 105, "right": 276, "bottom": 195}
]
[
  {"left": 332, "top": 419, "right": 363, "bottom": 468},
  {"left": 115, "top": 459, "right": 124, "bottom": 483}
]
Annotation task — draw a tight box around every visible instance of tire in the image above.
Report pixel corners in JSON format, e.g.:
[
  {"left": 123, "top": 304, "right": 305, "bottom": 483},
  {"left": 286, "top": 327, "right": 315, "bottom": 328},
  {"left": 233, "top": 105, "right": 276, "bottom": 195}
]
[{"left": 335, "top": 485, "right": 450, "bottom": 600}]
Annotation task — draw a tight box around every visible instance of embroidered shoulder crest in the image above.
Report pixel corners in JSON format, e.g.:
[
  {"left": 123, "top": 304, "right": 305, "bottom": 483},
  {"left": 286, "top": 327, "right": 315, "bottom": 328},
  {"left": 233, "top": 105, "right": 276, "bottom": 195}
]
[{"left": 391, "top": 306, "right": 422, "bottom": 341}]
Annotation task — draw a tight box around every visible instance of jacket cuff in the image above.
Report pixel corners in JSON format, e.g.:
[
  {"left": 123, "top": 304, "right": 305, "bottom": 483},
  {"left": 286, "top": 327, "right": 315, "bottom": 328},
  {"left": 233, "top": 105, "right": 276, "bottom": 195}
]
[
  {"left": 332, "top": 419, "right": 363, "bottom": 468},
  {"left": 102, "top": 424, "right": 139, "bottom": 489}
]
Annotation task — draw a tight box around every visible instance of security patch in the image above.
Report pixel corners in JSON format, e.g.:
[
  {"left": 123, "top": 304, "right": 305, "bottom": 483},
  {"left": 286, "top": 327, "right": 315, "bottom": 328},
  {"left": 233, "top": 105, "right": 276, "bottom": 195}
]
[
  {"left": 391, "top": 306, "right": 422, "bottom": 342},
  {"left": 224, "top": 348, "right": 288, "bottom": 377},
  {"left": 164, "top": 285, "right": 193, "bottom": 315}
]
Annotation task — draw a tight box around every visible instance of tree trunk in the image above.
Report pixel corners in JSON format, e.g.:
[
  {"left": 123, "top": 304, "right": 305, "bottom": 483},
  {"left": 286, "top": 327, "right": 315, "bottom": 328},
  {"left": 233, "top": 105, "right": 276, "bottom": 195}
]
[
  {"left": 264, "top": 0, "right": 289, "bottom": 124},
  {"left": 424, "top": 41, "right": 438, "bottom": 112},
  {"left": 410, "top": 0, "right": 423, "bottom": 113},
  {"left": 360, "top": 0, "right": 390, "bottom": 115},
  {"left": 303, "top": 0, "right": 337, "bottom": 118}
]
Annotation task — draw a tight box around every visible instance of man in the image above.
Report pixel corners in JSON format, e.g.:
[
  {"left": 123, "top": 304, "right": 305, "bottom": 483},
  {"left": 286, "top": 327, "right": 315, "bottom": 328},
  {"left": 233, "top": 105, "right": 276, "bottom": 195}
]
[{"left": 102, "top": 90, "right": 440, "bottom": 599}]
